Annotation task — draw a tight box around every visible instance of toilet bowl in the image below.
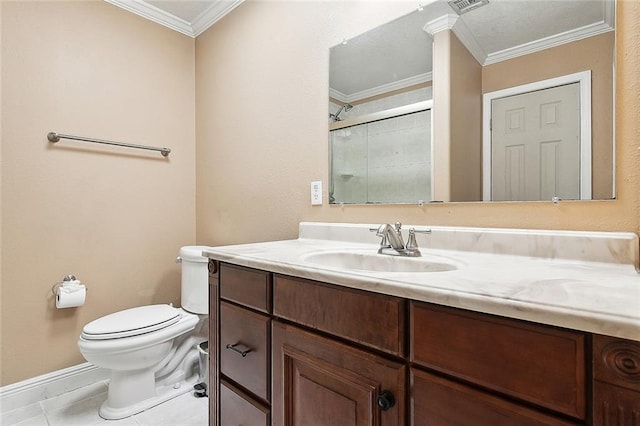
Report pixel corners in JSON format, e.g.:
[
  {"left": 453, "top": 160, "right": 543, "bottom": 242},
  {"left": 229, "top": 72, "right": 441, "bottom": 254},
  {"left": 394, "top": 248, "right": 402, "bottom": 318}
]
[{"left": 77, "top": 246, "right": 210, "bottom": 420}]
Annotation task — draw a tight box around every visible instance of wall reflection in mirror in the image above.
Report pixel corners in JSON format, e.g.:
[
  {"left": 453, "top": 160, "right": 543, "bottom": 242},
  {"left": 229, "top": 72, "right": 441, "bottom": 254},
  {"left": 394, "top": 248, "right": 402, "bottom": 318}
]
[{"left": 328, "top": 0, "right": 615, "bottom": 204}]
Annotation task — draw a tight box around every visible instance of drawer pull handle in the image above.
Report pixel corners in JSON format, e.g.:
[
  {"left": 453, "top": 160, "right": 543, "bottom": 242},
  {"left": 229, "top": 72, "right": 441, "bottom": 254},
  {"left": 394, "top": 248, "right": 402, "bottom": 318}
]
[
  {"left": 376, "top": 390, "right": 396, "bottom": 411},
  {"left": 226, "top": 343, "right": 252, "bottom": 357}
]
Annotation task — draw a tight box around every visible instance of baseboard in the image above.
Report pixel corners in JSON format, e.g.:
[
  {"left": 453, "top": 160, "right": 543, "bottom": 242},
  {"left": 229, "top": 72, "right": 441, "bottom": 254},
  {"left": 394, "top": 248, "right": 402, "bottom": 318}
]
[{"left": 0, "top": 362, "right": 109, "bottom": 413}]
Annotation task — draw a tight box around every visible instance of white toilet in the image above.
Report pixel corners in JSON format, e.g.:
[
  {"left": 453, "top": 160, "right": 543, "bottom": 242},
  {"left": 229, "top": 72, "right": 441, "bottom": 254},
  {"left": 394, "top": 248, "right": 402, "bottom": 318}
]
[{"left": 78, "top": 246, "right": 210, "bottom": 420}]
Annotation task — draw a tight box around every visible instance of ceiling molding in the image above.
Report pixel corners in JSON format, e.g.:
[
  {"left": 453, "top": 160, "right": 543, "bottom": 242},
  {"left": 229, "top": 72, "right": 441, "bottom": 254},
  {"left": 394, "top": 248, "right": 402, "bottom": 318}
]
[
  {"left": 192, "top": 1, "right": 244, "bottom": 37},
  {"left": 450, "top": 17, "right": 487, "bottom": 65},
  {"left": 454, "top": 0, "right": 615, "bottom": 66},
  {"left": 105, "top": 0, "right": 244, "bottom": 38},
  {"left": 483, "top": 20, "right": 615, "bottom": 66},
  {"left": 432, "top": 0, "right": 614, "bottom": 67},
  {"left": 330, "top": 72, "right": 433, "bottom": 104},
  {"left": 423, "top": 13, "right": 458, "bottom": 36},
  {"left": 105, "top": 0, "right": 193, "bottom": 36}
]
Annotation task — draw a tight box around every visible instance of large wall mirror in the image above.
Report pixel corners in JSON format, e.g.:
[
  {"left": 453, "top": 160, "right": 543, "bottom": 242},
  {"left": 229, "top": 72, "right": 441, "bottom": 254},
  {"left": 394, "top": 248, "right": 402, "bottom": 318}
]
[{"left": 328, "top": 0, "right": 615, "bottom": 204}]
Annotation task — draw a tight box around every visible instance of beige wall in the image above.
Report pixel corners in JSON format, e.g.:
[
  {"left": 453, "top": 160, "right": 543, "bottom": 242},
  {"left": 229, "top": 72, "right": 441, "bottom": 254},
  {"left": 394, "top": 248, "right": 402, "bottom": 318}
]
[
  {"left": 195, "top": 1, "right": 419, "bottom": 244},
  {"left": 483, "top": 32, "right": 615, "bottom": 200},
  {"left": 1, "top": 1, "right": 196, "bottom": 385},
  {"left": 196, "top": 0, "right": 639, "bottom": 248},
  {"left": 432, "top": 28, "right": 483, "bottom": 202},
  {"left": 449, "top": 31, "right": 482, "bottom": 202}
]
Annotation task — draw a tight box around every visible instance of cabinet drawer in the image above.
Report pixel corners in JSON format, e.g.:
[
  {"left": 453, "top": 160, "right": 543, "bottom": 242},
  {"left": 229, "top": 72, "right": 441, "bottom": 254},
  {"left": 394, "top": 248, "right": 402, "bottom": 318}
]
[
  {"left": 220, "top": 263, "right": 271, "bottom": 313},
  {"left": 593, "top": 334, "right": 640, "bottom": 392},
  {"left": 410, "top": 301, "right": 586, "bottom": 419},
  {"left": 221, "top": 380, "right": 269, "bottom": 426},
  {"left": 220, "top": 301, "right": 270, "bottom": 402},
  {"left": 411, "top": 368, "right": 580, "bottom": 425},
  {"left": 273, "top": 275, "right": 405, "bottom": 356}
]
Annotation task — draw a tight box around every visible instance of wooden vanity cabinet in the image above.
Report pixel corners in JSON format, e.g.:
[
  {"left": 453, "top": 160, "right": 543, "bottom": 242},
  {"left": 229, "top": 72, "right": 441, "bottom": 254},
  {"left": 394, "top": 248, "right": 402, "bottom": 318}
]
[
  {"left": 218, "top": 263, "right": 272, "bottom": 425},
  {"left": 210, "top": 262, "right": 637, "bottom": 426},
  {"left": 592, "top": 335, "right": 640, "bottom": 424}
]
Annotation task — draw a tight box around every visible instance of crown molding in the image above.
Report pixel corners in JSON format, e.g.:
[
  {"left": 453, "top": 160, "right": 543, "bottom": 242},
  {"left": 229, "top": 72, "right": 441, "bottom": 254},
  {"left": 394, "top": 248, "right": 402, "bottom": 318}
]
[
  {"left": 330, "top": 72, "right": 433, "bottom": 104},
  {"left": 450, "top": 16, "right": 487, "bottom": 65},
  {"left": 483, "top": 20, "right": 614, "bottom": 66},
  {"left": 105, "top": 0, "right": 193, "bottom": 36},
  {"left": 192, "top": 1, "right": 244, "bottom": 37},
  {"left": 105, "top": 0, "right": 244, "bottom": 38},
  {"left": 423, "top": 13, "right": 458, "bottom": 36},
  {"left": 456, "top": 0, "right": 615, "bottom": 66}
]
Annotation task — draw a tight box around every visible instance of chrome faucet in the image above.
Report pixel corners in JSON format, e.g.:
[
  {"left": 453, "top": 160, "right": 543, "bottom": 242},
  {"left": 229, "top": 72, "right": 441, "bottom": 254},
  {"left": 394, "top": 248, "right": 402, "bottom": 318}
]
[
  {"left": 376, "top": 223, "right": 405, "bottom": 251},
  {"left": 370, "top": 222, "right": 431, "bottom": 257}
]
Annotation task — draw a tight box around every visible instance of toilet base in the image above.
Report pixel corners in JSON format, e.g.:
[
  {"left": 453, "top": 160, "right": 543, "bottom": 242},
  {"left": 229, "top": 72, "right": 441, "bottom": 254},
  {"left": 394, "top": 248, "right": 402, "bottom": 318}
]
[
  {"left": 98, "top": 332, "right": 205, "bottom": 420},
  {"left": 99, "top": 373, "right": 200, "bottom": 420}
]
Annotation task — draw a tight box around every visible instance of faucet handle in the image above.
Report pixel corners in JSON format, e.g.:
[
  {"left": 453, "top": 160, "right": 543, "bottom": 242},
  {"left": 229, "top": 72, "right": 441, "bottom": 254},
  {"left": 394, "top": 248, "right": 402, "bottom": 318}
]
[
  {"left": 413, "top": 229, "right": 432, "bottom": 235},
  {"left": 405, "top": 228, "right": 432, "bottom": 255},
  {"left": 405, "top": 229, "right": 419, "bottom": 251},
  {"left": 394, "top": 222, "right": 402, "bottom": 231}
]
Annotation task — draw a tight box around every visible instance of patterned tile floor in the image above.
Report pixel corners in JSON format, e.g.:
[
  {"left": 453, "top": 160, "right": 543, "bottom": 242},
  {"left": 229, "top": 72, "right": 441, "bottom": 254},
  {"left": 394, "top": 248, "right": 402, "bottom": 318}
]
[{"left": 1, "top": 381, "right": 208, "bottom": 426}]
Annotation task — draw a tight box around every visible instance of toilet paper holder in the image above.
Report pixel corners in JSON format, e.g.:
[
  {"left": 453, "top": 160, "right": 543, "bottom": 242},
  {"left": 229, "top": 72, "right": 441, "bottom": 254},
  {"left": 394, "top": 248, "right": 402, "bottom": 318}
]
[{"left": 51, "top": 274, "right": 87, "bottom": 296}]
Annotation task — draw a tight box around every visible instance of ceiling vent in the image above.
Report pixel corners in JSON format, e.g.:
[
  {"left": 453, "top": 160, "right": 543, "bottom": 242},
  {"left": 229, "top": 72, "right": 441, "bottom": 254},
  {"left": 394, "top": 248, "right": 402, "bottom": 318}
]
[{"left": 448, "top": 0, "right": 489, "bottom": 15}]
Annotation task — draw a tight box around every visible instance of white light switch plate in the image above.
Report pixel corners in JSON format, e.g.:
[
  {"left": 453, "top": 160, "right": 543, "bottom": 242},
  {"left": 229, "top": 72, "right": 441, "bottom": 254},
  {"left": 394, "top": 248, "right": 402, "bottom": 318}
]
[{"left": 311, "top": 181, "right": 322, "bottom": 205}]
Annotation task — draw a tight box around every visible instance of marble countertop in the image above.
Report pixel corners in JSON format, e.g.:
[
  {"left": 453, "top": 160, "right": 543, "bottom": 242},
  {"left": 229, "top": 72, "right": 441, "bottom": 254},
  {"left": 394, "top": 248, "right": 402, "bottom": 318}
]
[{"left": 203, "top": 222, "right": 640, "bottom": 342}]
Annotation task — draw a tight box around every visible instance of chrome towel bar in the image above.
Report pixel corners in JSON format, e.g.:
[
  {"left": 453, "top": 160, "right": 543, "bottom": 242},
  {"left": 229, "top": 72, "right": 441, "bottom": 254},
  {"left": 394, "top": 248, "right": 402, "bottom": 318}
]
[{"left": 47, "top": 132, "right": 171, "bottom": 157}]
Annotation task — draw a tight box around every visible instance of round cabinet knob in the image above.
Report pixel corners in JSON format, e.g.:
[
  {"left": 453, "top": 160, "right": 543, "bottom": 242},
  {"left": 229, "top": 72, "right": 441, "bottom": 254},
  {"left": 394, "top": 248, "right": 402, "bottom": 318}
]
[{"left": 377, "top": 390, "right": 396, "bottom": 411}]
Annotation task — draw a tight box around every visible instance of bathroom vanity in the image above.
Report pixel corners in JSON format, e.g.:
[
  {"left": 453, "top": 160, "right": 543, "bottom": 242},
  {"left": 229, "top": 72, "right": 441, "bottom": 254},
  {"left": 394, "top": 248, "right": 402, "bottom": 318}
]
[{"left": 204, "top": 223, "right": 640, "bottom": 426}]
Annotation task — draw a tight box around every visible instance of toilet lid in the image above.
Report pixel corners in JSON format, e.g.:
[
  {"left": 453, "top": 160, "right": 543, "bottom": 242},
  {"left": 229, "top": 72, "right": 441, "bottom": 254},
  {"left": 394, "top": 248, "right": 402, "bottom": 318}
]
[{"left": 81, "top": 304, "right": 181, "bottom": 340}]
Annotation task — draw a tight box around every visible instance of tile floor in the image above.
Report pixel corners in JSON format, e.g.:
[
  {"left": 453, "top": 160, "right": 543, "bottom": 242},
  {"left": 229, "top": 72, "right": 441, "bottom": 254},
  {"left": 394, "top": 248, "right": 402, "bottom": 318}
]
[{"left": 1, "top": 380, "right": 209, "bottom": 426}]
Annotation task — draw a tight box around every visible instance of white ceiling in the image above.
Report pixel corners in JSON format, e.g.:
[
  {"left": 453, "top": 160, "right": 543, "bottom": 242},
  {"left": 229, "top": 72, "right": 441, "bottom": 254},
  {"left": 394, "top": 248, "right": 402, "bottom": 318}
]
[
  {"left": 105, "top": 0, "right": 242, "bottom": 37},
  {"left": 330, "top": 0, "right": 615, "bottom": 101}
]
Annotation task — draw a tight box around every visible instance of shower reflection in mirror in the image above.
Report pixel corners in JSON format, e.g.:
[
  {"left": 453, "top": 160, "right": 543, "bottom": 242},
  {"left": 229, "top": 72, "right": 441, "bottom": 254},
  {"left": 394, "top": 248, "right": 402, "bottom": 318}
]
[
  {"left": 330, "top": 103, "right": 353, "bottom": 122},
  {"left": 329, "top": 101, "right": 432, "bottom": 205}
]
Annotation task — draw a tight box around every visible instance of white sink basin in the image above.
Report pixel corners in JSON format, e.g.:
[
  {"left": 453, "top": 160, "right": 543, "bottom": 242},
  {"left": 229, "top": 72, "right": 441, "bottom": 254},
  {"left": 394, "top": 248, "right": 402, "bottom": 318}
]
[{"left": 302, "top": 250, "right": 458, "bottom": 273}]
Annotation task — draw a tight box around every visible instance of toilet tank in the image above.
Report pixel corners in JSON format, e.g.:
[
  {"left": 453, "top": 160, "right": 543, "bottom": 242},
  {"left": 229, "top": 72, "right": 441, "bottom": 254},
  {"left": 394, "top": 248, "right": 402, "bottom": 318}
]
[{"left": 179, "top": 246, "right": 210, "bottom": 314}]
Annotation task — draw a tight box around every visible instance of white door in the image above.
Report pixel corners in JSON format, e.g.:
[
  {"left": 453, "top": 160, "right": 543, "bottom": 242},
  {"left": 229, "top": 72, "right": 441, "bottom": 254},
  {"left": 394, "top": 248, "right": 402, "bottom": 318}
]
[{"left": 491, "top": 82, "right": 581, "bottom": 201}]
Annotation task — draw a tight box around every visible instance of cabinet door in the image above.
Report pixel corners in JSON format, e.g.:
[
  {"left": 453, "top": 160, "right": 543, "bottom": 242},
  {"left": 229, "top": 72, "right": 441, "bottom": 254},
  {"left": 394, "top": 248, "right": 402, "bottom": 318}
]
[
  {"left": 411, "top": 368, "right": 581, "bottom": 426},
  {"left": 272, "top": 321, "right": 405, "bottom": 426}
]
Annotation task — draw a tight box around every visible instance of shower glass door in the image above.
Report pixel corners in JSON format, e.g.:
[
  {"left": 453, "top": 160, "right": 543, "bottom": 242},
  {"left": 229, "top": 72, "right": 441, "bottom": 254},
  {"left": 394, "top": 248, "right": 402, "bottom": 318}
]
[{"left": 329, "top": 108, "right": 432, "bottom": 204}]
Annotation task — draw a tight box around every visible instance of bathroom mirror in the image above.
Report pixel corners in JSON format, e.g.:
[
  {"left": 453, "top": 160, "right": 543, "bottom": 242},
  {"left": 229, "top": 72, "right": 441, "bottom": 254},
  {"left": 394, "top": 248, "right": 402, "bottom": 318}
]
[{"left": 328, "top": 0, "right": 615, "bottom": 204}]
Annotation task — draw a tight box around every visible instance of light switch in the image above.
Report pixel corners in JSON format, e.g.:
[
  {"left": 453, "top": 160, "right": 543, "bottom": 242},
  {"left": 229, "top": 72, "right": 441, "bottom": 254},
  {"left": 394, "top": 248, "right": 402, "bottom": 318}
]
[{"left": 311, "top": 181, "right": 322, "bottom": 205}]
